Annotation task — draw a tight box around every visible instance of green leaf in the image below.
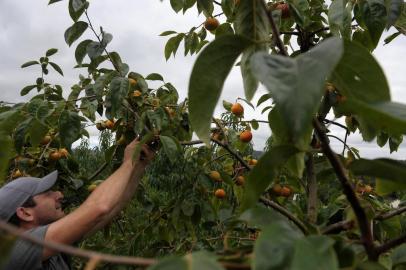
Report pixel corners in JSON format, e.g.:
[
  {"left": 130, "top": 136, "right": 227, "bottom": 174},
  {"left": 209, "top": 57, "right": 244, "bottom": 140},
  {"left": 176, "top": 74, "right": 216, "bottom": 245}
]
[
  {"left": 289, "top": 0, "right": 311, "bottom": 28},
  {"left": 242, "top": 145, "right": 300, "bottom": 210},
  {"left": 64, "top": 21, "right": 88, "bottom": 47},
  {"left": 49, "top": 62, "right": 64, "bottom": 76},
  {"left": 20, "top": 85, "right": 37, "bottom": 96},
  {"left": 234, "top": 0, "right": 270, "bottom": 101},
  {"left": 389, "top": 134, "right": 403, "bottom": 153},
  {"left": 215, "top": 23, "right": 235, "bottom": 38},
  {"left": 391, "top": 244, "right": 406, "bottom": 268},
  {"left": 384, "top": 31, "right": 401, "bottom": 44},
  {"left": 387, "top": 0, "right": 403, "bottom": 28},
  {"left": 159, "top": 30, "right": 177, "bottom": 36},
  {"left": 355, "top": 261, "right": 388, "bottom": 270},
  {"left": 328, "top": 0, "right": 353, "bottom": 39},
  {"left": 268, "top": 107, "right": 312, "bottom": 178},
  {"left": 159, "top": 135, "right": 181, "bottom": 165},
  {"left": 165, "top": 33, "right": 185, "bottom": 60},
  {"left": 27, "top": 119, "right": 49, "bottom": 146},
  {"left": 254, "top": 221, "right": 303, "bottom": 270},
  {"left": 291, "top": 236, "right": 339, "bottom": 270},
  {"left": 251, "top": 37, "right": 343, "bottom": 140},
  {"left": 170, "top": 0, "right": 184, "bottom": 13},
  {"left": 14, "top": 118, "right": 31, "bottom": 154},
  {"left": 59, "top": 110, "right": 82, "bottom": 149},
  {"left": 359, "top": 0, "right": 387, "bottom": 48},
  {"left": 240, "top": 205, "right": 287, "bottom": 229},
  {"left": 69, "top": 0, "right": 88, "bottom": 22},
  {"left": 105, "top": 77, "right": 130, "bottom": 119},
  {"left": 349, "top": 158, "right": 406, "bottom": 194},
  {"left": 21, "top": 60, "right": 39, "bottom": 68},
  {"left": 340, "top": 100, "right": 406, "bottom": 139},
  {"left": 48, "top": 0, "right": 63, "bottom": 4},
  {"left": 45, "top": 48, "right": 58, "bottom": 57},
  {"left": 75, "top": 39, "right": 92, "bottom": 65},
  {"left": 0, "top": 134, "right": 13, "bottom": 184},
  {"left": 188, "top": 34, "right": 252, "bottom": 144},
  {"left": 146, "top": 73, "right": 164, "bottom": 81},
  {"left": 197, "top": 0, "right": 214, "bottom": 16},
  {"left": 257, "top": 93, "right": 271, "bottom": 107},
  {"left": 251, "top": 119, "right": 259, "bottom": 130}
]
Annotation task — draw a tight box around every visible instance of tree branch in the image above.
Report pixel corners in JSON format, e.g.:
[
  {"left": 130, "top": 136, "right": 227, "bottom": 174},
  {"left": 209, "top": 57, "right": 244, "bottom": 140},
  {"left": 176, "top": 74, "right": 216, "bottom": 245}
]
[
  {"left": 376, "top": 206, "right": 406, "bottom": 221},
  {"left": 261, "top": 1, "right": 288, "bottom": 56},
  {"left": 376, "top": 234, "right": 406, "bottom": 255},
  {"left": 313, "top": 118, "right": 377, "bottom": 261},
  {"left": 0, "top": 220, "right": 250, "bottom": 270}
]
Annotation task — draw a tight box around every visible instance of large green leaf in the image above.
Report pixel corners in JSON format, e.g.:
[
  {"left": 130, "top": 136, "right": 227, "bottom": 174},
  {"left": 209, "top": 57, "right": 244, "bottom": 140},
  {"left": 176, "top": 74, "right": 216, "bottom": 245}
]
[
  {"left": 359, "top": 0, "right": 387, "bottom": 48},
  {"left": 197, "top": 0, "right": 214, "bottom": 16},
  {"left": 165, "top": 33, "right": 185, "bottom": 60},
  {"left": 64, "top": 21, "right": 88, "bottom": 47},
  {"left": 0, "top": 134, "right": 13, "bottom": 184},
  {"left": 241, "top": 145, "right": 300, "bottom": 211},
  {"left": 268, "top": 107, "right": 312, "bottom": 178},
  {"left": 75, "top": 39, "right": 92, "bottom": 65},
  {"left": 391, "top": 244, "right": 406, "bottom": 268},
  {"left": 240, "top": 205, "right": 287, "bottom": 229},
  {"left": 20, "top": 85, "right": 37, "bottom": 96},
  {"left": 68, "top": 0, "right": 88, "bottom": 22},
  {"left": 188, "top": 34, "right": 252, "bottom": 144},
  {"left": 59, "top": 110, "right": 82, "bottom": 149},
  {"left": 27, "top": 119, "right": 49, "bottom": 146},
  {"left": 234, "top": 0, "right": 270, "bottom": 101},
  {"left": 349, "top": 158, "right": 406, "bottom": 194},
  {"left": 105, "top": 77, "right": 130, "bottom": 119},
  {"left": 254, "top": 221, "right": 303, "bottom": 270},
  {"left": 291, "top": 236, "right": 339, "bottom": 270},
  {"left": 159, "top": 135, "right": 181, "bottom": 165},
  {"left": 328, "top": 0, "right": 353, "bottom": 39},
  {"left": 21, "top": 60, "right": 39, "bottom": 68},
  {"left": 251, "top": 37, "right": 343, "bottom": 140}
]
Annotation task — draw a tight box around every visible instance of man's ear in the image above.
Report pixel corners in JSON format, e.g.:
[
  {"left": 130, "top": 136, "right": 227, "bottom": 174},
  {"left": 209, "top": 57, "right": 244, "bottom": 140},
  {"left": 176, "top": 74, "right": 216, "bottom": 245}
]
[{"left": 15, "top": 207, "right": 35, "bottom": 222}]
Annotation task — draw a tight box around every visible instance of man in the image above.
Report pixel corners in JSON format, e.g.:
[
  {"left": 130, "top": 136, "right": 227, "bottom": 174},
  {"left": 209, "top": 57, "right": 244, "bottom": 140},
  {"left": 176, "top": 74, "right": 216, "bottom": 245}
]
[{"left": 0, "top": 139, "right": 154, "bottom": 270}]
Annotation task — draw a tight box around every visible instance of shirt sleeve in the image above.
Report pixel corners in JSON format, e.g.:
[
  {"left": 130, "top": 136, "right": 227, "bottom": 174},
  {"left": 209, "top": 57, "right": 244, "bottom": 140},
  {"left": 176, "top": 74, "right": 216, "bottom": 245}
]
[{"left": 3, "top": 225, "right": 49, "bottom": 270}]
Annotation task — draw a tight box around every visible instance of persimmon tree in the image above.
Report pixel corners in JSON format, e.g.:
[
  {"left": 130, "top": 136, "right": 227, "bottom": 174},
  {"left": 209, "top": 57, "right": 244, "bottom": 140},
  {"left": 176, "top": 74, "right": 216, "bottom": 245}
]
[{"left": 1, "top": 0, "right": 406, "bottom": 269}]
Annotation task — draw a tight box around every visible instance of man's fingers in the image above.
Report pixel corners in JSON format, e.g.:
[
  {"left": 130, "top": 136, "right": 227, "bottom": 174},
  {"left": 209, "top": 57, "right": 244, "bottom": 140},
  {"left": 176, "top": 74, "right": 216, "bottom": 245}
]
[{"left": 140, "top": 144, "right": 155, "bottom": 160}]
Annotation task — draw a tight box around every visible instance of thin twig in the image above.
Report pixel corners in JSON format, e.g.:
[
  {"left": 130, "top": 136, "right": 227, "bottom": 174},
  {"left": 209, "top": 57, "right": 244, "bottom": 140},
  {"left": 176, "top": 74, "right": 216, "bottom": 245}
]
[
  {"left": 376, "top": 206, "right": 406, "bottom": 220},
  {"left": 322, "top": 220, "right": 354, "bottom": 234},
  {"left": 313, "top": 118, "right": 377, "bottom": 261},
  {"left": 259, "top": 197, "right": 308, "bottom": 235}
]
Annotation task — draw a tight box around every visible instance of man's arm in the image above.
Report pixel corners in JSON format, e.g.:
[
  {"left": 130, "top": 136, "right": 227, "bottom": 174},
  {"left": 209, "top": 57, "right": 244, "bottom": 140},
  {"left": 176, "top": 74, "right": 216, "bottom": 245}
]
[{"left": 43, "top": 139, "right": 154, "bottom": 259}]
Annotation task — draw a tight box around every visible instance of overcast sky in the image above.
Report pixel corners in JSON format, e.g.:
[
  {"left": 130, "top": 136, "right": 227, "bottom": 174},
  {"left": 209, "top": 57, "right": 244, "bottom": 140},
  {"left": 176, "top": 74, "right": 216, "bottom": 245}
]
[{"left": 0, "top": 0, "right": 405, "bottom": 158}]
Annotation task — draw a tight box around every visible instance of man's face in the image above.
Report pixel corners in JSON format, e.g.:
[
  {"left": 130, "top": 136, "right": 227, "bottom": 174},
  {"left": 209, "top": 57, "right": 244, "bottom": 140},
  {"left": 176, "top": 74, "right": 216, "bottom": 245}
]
[{"left": 30, "top": 190, "right": 66, "bottom": 225}]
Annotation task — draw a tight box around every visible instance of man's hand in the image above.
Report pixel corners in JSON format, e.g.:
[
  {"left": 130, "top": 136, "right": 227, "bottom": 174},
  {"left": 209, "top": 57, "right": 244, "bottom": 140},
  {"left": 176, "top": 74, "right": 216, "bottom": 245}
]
[{"left": 123, "top": 138, "right": 155, "bottom": 170}]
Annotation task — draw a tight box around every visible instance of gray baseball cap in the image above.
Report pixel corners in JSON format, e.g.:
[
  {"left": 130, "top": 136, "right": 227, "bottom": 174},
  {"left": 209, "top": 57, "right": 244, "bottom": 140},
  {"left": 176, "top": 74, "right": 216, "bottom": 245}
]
[{"left": 0, "top": 171, "right": 58, "bottom": 221}]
